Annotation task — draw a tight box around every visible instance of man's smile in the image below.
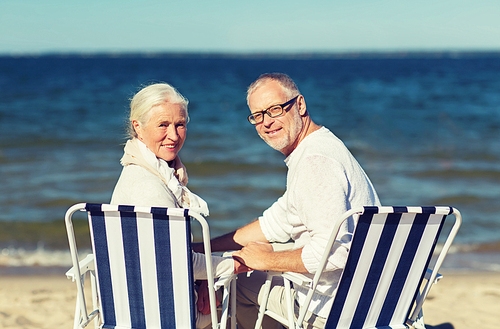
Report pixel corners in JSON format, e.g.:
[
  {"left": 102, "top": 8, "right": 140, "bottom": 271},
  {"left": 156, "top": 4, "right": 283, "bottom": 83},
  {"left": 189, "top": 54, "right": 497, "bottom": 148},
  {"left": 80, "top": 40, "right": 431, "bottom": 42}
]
[{"left": 265, "top": 127, "right": 282, "bottom": 136}]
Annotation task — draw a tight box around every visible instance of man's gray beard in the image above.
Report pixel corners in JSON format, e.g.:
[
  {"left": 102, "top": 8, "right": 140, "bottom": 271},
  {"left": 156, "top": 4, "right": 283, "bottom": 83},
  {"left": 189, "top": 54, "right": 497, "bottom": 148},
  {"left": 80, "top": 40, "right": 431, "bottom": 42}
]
[{"left": 259, "top": 111, "right": 303, "bottom": 153}]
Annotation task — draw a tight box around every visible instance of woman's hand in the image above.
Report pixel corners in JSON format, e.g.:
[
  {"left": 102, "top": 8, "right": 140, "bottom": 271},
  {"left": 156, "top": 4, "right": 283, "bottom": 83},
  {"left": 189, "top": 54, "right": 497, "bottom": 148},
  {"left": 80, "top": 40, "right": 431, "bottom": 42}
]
[
  {"left": 196, "top": 280, "right": 220, "bottom": 315},
  {"left": 233, "top": 257, "right": 252, "bottom": 274}
]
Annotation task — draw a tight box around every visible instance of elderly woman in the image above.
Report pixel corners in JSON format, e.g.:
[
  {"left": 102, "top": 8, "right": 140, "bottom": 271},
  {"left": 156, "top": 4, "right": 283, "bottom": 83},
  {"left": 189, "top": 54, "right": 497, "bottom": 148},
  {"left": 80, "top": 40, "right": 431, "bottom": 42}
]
[
  {"left": 111, "top": 83, "right": 244, "bottom": 328},
  {"left": 111, "top": 83, "right": 203, "bottom": 211}
]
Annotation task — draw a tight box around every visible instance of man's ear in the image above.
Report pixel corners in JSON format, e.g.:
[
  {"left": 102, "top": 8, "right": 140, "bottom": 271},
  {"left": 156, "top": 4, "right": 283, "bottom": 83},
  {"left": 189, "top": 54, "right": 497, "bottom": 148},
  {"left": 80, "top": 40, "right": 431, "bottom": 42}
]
[{"left": 297, "top": 95, "right": 307, "bottom": 116}]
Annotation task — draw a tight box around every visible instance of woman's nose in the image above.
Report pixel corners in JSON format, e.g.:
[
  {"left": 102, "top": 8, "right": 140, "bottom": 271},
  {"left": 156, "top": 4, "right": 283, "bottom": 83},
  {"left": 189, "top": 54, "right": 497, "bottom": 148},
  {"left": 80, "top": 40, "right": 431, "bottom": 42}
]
[{"left": 167, "top": 125, "right": 179, "bottom": 140}]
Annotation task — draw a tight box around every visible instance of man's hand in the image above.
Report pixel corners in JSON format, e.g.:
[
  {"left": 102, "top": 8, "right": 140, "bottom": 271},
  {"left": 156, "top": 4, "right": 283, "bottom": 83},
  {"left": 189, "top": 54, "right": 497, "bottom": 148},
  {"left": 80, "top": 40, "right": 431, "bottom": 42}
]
[
  {"left": 233, "top": 242, "right": 308, "bottom": 273},
  {"left": 193, "top": 219, "right": 268, "bottom": 254},
  {"left": 232, "top": 241, "right": 274, "bottom": 271}
]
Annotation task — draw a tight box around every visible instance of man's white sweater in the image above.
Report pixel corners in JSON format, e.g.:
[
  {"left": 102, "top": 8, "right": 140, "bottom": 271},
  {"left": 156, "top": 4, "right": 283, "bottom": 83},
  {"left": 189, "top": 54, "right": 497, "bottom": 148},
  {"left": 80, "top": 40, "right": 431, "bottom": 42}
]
[{"left": 259, "top": 126, "right": 380, "bottom": 317}]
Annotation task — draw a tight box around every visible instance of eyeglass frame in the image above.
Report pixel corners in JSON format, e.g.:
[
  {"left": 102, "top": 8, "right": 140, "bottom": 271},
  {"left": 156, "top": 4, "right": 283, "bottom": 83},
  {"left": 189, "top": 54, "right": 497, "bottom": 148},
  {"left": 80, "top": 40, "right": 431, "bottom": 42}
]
[{"left": 247, "top": 95, "right": 300, "bottom": 125}]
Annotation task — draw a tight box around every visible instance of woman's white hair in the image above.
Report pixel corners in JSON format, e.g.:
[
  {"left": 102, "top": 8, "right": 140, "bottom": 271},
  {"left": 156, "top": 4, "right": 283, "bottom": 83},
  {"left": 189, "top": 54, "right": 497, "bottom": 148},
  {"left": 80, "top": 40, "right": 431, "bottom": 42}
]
[{"left": 128, "top": 83, "right": 189, "bottom": 138}]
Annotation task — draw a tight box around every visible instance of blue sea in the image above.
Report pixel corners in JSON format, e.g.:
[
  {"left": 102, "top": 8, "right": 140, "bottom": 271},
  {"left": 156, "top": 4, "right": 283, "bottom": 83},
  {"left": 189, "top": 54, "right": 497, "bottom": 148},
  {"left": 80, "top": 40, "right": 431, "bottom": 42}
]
[{"left": 0, "top": 52, "right": 499, "bottom": 272}]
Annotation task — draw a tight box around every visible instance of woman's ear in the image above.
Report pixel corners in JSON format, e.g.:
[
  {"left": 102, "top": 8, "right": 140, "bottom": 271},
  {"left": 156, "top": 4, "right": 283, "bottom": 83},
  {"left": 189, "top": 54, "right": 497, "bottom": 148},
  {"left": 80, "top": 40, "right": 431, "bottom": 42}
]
[{"left": 132, "top": 120, "right": 142, "bottom": 140}]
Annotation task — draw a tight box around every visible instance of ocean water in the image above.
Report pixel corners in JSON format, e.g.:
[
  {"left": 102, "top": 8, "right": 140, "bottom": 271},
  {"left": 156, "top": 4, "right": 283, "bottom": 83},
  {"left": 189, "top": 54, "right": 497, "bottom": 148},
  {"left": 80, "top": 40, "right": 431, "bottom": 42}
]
[{"left": 1, "top": 53, "right": 499, "bottom": 271}]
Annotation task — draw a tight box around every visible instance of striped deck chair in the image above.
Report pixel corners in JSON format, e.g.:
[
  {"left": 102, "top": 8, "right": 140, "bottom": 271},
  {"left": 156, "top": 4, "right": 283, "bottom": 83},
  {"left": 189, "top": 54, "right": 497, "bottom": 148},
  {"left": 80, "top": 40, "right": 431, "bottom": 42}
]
[
  {"left": 255, "top": 206, "right": 462, "bottom": 329},
  {"left": 65, "top": 203, "right": 236, "bottom": 329}
]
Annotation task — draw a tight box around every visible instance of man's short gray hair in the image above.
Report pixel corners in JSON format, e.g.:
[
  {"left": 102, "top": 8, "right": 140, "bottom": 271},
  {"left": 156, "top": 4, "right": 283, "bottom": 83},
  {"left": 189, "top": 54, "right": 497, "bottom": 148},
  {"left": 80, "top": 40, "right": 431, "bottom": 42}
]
[{"left": 246, "top": 73, "right": 300, "bottom": 104}]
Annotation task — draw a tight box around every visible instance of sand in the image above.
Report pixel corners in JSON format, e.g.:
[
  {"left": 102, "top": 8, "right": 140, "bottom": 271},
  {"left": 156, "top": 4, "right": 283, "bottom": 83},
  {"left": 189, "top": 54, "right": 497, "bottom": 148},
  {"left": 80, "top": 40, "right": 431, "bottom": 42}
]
[
  {"left": 0, "top": 270, "right": 499, "bottom": 329},
  {"left": 421, "top": 271, "right": 500, "bottom": 329},
  {"left": 0, "top": 274, "right": 76, "bottom": 329}
]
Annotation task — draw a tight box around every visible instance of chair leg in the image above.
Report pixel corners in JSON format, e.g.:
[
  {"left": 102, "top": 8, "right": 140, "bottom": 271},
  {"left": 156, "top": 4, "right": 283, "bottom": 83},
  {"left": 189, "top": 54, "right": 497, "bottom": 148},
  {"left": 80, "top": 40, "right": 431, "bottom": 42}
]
[
  {"left": 230, "top": 278, "right": 237, "bottom": 329},
  {"left": 283, "top": 278, "right": 295, "bottom": 329},
  {"left": 73, "top": 293, "right": 81, "bottom": 329},
  {"left": 216, "top": 275, "right": 238, "bottom": 329},
  {"left": 254, "top": 273, "right": 274, "bottom": 329},
  {"left": 90, "top": 271, "right": 99, "bottom": 329},
  {"left": 73, "top": 273, "right": 87, "bottom": 329},
  {"left": 412, "top": 309, "right": 426, "bottom": 329},
  {"left": 220, "top": 284, "right": 230, "bottom": 329}
]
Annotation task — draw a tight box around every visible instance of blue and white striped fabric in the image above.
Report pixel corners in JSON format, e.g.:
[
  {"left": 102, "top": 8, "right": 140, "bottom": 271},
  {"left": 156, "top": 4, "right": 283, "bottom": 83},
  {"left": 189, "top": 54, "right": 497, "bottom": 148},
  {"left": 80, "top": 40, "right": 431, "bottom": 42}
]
[
  {"left": 86, "top": 203, "right": 195, "bottom": 329},
  {"left": 325, "top": 206, "right": 452, "bottom": 329}
]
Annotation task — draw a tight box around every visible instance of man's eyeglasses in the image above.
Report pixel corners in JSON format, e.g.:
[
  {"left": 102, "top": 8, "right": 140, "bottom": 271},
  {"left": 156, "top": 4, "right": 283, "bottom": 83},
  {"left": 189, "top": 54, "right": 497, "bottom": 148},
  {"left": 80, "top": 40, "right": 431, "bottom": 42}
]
[{"left": 247, "top": 95, "right": 300, "bottom": 125}]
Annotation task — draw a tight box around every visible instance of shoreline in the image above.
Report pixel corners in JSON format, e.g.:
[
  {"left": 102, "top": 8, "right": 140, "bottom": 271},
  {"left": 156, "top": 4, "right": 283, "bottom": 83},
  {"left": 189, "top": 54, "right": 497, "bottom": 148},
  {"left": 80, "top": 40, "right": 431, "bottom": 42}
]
[
  {"left": 1, "top": 269, "right": 499, "bottom": 329},
  {"left": 2, "top": 247, "right": 500, "bottom": 274}
]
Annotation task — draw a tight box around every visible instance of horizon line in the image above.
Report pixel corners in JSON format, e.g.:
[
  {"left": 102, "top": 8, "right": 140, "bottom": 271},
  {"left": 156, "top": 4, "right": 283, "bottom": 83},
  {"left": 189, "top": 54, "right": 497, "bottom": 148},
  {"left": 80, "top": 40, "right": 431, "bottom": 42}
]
[{"left": 2, "top": 49, "right": 500, "bottom": 59}]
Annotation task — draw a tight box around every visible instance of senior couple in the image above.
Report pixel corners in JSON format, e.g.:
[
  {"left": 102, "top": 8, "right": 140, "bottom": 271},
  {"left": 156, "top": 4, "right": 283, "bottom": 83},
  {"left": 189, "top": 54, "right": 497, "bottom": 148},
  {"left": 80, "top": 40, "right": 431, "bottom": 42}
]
[{"left": 111, "top": 73, "right": 380, "bottom": 329}]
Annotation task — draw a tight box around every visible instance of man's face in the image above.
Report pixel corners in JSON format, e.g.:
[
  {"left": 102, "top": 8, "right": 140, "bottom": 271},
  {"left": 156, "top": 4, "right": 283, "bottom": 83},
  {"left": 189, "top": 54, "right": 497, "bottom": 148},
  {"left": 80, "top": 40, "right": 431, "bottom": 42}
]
[{"left": 248, "top": 80, "right": 303, "bottom": 156}]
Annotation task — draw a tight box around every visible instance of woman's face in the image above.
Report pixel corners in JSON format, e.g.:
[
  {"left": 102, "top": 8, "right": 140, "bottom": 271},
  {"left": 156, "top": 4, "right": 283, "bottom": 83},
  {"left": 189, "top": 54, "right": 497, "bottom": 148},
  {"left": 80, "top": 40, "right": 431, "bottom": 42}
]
[{"left": 134, "top": 102, "right": 187, "bottom": 162}]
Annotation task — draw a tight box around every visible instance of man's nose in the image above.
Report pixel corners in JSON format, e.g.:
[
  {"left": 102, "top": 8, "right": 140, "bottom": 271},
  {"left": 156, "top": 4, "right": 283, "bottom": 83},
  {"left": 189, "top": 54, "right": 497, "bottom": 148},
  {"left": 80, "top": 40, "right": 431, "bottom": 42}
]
[{"left": 262, "top": 111, "right": 275, "bottom": 126}]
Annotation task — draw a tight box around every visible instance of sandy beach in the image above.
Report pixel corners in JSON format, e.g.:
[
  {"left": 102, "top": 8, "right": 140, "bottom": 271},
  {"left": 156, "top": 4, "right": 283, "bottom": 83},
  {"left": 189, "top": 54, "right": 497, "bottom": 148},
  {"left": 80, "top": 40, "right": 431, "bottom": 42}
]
[{"left": 0, "top": 270, "right": 499, "bottom": 329}]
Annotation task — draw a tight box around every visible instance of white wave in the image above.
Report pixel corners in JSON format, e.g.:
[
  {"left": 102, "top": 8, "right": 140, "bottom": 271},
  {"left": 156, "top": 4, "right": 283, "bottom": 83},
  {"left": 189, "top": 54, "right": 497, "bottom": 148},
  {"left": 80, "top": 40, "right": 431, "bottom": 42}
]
[{"left": 0, "top": 245, "right": 91, "bottom": 268}]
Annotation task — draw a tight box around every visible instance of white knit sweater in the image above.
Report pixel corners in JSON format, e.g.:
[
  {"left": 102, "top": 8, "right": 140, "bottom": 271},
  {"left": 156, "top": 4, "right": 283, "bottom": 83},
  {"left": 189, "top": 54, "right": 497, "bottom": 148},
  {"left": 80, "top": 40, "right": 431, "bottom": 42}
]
[
  {"left": 110, "top": 139, "right": 234, "bottom": 280},
  {"left": 259, "top": 127, "right": 380, "bottom": 317}
]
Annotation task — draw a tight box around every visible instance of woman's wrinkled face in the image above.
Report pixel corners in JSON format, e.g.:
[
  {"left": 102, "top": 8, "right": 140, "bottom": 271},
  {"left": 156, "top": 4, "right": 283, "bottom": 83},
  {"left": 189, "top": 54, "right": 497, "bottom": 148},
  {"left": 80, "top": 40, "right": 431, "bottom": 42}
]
[{"left": 134, "top": 102, "right": 187, "bottom": 162}]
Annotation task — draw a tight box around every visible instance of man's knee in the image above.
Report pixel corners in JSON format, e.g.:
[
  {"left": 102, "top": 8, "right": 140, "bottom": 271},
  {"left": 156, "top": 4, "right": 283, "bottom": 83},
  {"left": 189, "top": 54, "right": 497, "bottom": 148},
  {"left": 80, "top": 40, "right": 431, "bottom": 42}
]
[
  {"left": 236, "top": 271, "right": 268, "bottom": 306},
  {"left": 235, "top": 271, "right": 286, "bottom": 329}
]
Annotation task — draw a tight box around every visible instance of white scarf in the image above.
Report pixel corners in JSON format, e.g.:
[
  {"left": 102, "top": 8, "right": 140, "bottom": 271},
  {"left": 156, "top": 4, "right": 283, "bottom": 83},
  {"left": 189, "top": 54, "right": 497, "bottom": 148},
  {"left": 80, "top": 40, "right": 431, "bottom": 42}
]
[{"left": 120, "top": 138, "right": 209, "bottom": 216}]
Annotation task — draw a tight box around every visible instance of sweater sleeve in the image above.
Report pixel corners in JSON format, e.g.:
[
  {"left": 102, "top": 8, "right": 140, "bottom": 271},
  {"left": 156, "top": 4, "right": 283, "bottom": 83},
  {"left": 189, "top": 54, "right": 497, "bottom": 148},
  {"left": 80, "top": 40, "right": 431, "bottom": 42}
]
[
  {"left": 294, "top": 155, "right": 353, "bottom": 274},
  {"left": 192, "top": 252, "right": 235, "bottom": 280},
  {"left": 259, "top": 192, "right": 294, "bottom": 243}
]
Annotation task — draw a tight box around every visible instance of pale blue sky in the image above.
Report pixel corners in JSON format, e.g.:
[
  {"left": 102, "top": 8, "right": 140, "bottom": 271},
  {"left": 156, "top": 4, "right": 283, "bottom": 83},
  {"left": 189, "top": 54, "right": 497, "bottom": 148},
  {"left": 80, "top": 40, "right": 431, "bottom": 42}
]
[{"left": 1, "top": 0, "right": 499, "bottom": 54}]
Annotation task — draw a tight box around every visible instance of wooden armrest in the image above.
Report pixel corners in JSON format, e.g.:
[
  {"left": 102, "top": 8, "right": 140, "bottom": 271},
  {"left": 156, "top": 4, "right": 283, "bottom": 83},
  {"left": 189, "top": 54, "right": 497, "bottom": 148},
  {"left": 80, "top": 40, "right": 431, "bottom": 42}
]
[
  {"left": 65, "top": 254, "right": 95, "bottom": 281},
  {"left": 281, "top": 268, "right": 442, "bottom": 288},
  {"left": 281, "top": 272, "right": 312, "bottom": 286},
  {"left": 425, "top": 268, "right": 443, "bottom": 284},
  {"left": 272, "top": 268, "right": 440, "bottom": 288},
  {"left": 214, "top": 274, "right": 237, "bottom": 289}
]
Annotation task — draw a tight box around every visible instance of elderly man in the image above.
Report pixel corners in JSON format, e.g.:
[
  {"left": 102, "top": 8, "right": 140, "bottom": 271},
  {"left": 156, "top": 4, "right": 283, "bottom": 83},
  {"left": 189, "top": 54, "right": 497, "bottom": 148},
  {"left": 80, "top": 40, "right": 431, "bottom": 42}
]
[{"left": 197, "top": 73, "right": 380, "bottom": 329}]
